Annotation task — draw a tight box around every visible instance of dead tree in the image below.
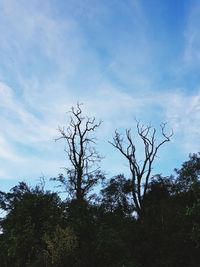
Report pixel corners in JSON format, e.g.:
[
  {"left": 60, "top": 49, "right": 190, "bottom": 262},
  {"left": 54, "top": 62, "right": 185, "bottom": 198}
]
[
  {"left": 109, "top": 121, "right": 173, "bottom": 217},
  {"left": 55, "top": 103, "right": 103, "bottom": 202}
]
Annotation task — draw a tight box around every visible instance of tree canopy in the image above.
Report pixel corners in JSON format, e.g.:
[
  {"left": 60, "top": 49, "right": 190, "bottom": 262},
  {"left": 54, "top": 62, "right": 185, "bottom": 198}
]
[{"left": 0, "top": 105, "right": 200, "bottom": 267}]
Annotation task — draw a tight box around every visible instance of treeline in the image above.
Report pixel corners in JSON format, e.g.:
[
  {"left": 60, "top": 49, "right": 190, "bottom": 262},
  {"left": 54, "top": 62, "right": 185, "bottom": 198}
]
[{"left": 0, "top": 104, "right": 200, "bottom": 266}]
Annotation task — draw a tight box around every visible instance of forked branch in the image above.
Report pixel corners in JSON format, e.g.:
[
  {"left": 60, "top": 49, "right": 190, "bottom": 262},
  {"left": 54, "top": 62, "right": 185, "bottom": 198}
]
[{"left": 110, "top": 121, "right": 173, "bottom": 217}]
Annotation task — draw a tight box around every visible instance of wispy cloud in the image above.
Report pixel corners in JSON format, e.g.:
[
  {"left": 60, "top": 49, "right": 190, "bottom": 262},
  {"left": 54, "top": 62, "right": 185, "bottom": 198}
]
[
  {"left": 0, "top": 0, "right": 199, "bottom": 182},
  {"left": 0, "top": 136, "right": 22, "bottom": 161},
  {"left": 183, "top": 1, "right": 200, "bottom": 64},
  {"left": 163, "top": 91, "right": 200, "bottom": 152}
]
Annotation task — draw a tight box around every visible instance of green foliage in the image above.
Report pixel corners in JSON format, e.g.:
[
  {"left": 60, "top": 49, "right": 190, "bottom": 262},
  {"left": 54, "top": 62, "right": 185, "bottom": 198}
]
[
  {"left": 44, "top": 226, "right": 78, "bottom": 267},
  {"left": 1, "top": 153, "right": 200, "bottom": 266},
  {"left": 100, "top": 174, "right": 133, "bottom": 216},
  {"left": 0, "top": 183, "right": 64, "bottom": 267},
  {"left": 175, "top": 153, "right": 200, "bottom": 192},
  {"left": 186, "top": 183, "right": 200, "bottom": 247}
]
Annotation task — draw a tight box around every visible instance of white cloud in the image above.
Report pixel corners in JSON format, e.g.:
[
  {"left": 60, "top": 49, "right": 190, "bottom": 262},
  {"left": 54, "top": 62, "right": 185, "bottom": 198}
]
[
  {"left": 1, "top": 76, "right": 200, "bottom": 180},
  {"left": 0, "top": 82, "right": 14, "bottom": 106},
  {"left": 162, "top": 91, "right": 200, "bottom": 153},
  {"left": 0, "top": 0, "right": 199, "bottom": 182},
  {"left": 0, "top": 136, "right": 23, "bottom": 161},
  {"left": 183, "top": 1, "right": 200, "bottom": 66}
]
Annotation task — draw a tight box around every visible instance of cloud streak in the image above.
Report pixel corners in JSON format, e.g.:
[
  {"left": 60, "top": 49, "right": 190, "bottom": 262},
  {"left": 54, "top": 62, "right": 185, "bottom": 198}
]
[{"left": 0, "top": 0, "right": 199, "bottom": 183}]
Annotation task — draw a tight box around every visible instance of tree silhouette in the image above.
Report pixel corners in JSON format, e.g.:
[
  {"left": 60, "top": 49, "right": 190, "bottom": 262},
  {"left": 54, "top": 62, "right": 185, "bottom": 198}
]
[
  {"left": 110, "top": 121, "right": 173, "bottom": 217},
  {"left": 55, "top": 103, "right": 104, "bottom": 202}
]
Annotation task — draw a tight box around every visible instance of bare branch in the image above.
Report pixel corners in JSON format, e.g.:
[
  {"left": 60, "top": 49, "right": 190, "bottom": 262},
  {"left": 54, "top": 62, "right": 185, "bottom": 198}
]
[
  {"left": 110, "top": 120, "right": 173, "bottom": 217},
  {"left": 56, "top": 103, "right": 103, "bottom": 202}
]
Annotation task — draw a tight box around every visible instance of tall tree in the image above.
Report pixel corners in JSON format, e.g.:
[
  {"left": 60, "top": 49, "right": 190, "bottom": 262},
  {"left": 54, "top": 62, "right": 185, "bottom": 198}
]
[
  {"left": 100, "top": 174, "right": 133, "bottom": 216},
  {"left": 175, "top": 152, "right": 200, "bottom": 192},
  {"left": 55, "top": 103, "right": 103, "bottom": 202},
  {"left": 0, "top": 182, "right": 64, "bottom": 267},
  {"left": 110, "top": 121, "right": 172, "bottom": 217}
]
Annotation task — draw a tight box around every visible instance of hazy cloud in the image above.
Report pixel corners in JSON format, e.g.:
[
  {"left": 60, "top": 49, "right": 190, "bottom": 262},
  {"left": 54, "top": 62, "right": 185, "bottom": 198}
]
[{"left": 0, "top": 0, "right": 199, "bottom": 182}]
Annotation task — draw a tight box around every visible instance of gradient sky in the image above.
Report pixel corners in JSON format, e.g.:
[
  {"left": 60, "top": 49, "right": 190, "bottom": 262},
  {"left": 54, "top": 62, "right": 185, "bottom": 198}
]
[{"left": 0, "top": 0, "right": 200, "bottom": 191}]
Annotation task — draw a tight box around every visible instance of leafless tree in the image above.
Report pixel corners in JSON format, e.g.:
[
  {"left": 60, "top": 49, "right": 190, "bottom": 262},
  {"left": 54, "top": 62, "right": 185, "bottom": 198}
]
[
  {"left": 55, "top": 103, "right": 103, "bottom": 202},
  {"left": 109, "top": 121, "right": 173, "bottom": 217}
]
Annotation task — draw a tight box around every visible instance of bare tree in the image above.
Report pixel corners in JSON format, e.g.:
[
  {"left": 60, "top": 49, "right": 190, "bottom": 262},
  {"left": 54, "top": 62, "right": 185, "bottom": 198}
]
[
  {"left": 109, "top": 121, "right": 173, "bottom": 217},
  {"left": 55, "top": 103, "right": 103, "bottom": 202}
]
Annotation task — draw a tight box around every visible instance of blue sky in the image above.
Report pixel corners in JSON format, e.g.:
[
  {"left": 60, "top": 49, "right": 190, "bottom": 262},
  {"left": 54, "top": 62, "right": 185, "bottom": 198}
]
[{"left": 0, "top": 0, "right": 200, "bottom": 191}]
